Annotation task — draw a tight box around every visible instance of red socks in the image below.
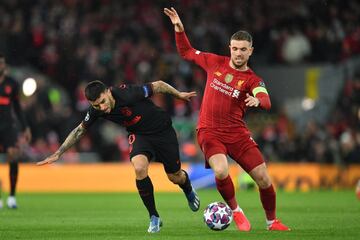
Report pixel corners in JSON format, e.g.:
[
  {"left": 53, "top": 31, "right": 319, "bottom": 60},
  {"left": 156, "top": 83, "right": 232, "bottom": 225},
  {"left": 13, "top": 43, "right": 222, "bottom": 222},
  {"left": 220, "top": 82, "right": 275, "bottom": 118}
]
[
  {"left": 259, "top": 184, "right": 276, "bottom": 221},
  {"left": 216, "top": 175, "right": 277, "bottom": 221},
  {"left": 215, "top": 175, "right": 238, "bottom": 210}
]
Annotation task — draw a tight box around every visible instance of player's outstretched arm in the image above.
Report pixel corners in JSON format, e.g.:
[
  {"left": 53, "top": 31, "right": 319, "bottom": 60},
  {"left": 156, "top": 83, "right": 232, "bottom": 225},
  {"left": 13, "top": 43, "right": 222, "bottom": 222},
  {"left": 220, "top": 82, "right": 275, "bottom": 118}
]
[
  {"left": 244, "top": 93, "right": 271, "bottom": 110},
  {"left": 164, "top": 7, "right": 184, "bottom": 32},
  {"left": 36, "top": 123, "right": 87, "bottom": 166},
  {"left": 152, "top": 80, "right": 196, "bottom": 101}
]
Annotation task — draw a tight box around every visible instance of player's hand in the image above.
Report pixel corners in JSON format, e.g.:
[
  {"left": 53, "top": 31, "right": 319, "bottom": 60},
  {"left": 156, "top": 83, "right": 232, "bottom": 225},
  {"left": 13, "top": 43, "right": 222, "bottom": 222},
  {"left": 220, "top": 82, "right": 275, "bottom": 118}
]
[
  {"left": 37, "top": 153, "right": 60, "bottom": 166},
  {"left": 164, "top": 7, "right": 184, "bottom": 32},
  {"left": 245, "top": 93, "right": 260, "bottom": 107},
  {"left": 178, "top": 91, "right": 197, "bottom": 101}
]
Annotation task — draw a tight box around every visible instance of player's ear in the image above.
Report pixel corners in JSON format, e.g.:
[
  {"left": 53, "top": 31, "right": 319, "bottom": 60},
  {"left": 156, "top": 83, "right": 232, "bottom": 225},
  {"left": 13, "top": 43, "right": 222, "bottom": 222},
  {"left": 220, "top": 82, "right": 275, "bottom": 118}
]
[{"left": 249, "top": 46, "right": 254, "bottom": 56}]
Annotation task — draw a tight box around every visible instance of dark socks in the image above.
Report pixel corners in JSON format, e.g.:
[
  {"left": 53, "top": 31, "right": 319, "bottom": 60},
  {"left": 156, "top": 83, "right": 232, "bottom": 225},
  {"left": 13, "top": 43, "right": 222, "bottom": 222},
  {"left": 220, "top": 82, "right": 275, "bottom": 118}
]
[
  {"left": 9, "top": 162, "right": 18, "bottom": 196},
  {"left": 136, "top": 176, "right": 159, "bottom": 218},
  {"left": 179, "top": 170, "right": 192, "bottom": 194}
]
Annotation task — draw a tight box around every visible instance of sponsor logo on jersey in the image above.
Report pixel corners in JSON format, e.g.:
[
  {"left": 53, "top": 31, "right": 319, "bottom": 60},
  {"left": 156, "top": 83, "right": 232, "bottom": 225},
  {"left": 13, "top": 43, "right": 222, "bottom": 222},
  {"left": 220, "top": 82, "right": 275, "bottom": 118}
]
[
  {"left": 122, "top": 115, "right": 141, "bottom": 127},
  {"left": 195, "top": 50, "right": 201, "bottom": 55},
  {"left": 120, "top": 107, "right": 132, "bottom": 117},
  {"left": 224, "top": 74, "right": 233, "bottom": 83},
  {"left": 210, "top": 78, "right": 239, "bottom": 99},
  {"left": 214, "top": 71, "right": 222, "bottom": 77},
  {"left": 235, "top": 80, "right": 244, "bottom": 89},
  {"left": 232, "top": 89, "right": 240, "bottom": 98}
]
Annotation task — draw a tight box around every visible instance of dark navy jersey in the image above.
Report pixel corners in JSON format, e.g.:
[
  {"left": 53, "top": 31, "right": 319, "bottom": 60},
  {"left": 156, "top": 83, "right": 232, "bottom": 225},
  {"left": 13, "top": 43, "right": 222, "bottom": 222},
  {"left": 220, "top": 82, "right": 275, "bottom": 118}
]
[
  {"left": 0, "top": 76, "right": 27, "bottom": 130},
  {"left": 82, "top": 83, "right": 172, "bottom": 134}
]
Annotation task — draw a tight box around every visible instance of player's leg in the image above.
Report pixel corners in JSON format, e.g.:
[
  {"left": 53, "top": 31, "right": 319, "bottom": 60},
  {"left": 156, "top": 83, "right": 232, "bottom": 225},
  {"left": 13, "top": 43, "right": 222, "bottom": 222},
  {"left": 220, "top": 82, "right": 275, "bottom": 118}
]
[
  {"left": 7, "top": 147, "right": 19, "bottom": 200},
  {"left": 5, "top": 128, "right": 21, "bottom": 209},
  {"left": 155, "top": 127, "right": 200, "bottom": 211},
  {"left": 131, "top": 153, "right": 162, "bottom": 233},
  {"left": 197, "top": 129, "right": 250, "bottom": 230},
  {"left": 129, "top": 133, "right": 162, "bottom": 233},
  {"left": 245, "top": 148, "right": 290, "bottom": 231},
  {"left": 208, "top": 153, "right": 251, "bottom": 231},
  {"left": 166, "top": 170, "right": 200, "bottom": 211}
]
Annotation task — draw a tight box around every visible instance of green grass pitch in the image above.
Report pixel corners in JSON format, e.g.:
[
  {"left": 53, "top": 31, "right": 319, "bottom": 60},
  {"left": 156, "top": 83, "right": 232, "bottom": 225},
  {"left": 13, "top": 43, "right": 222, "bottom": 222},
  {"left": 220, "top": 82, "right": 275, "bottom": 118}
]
[{"left": 0, "top": 190, "right": 359, "bottom": 240}]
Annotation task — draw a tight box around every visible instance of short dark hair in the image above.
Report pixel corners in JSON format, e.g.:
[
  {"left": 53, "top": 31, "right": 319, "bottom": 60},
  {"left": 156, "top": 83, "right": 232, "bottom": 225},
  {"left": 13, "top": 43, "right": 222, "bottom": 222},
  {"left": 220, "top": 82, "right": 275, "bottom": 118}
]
[
  {"left": 0, "top": 53, "right": 5, "bottom": 59},
  {"left": 230, "top": 31, "right": 253, "bottom": 46},
  {"left": 85, "top": 80, "right": 107, "bottom": 101}
]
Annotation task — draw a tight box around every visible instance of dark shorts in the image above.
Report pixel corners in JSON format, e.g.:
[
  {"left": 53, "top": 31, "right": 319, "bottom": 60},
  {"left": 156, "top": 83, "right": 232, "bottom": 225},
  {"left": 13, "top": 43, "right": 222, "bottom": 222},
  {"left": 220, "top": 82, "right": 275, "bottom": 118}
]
[
  {"left": 0, "top": 125, "right": 18, "bottom": 152},
  {"left": 197, "top": 128, "right": 264, "bottom": 173},
  {"left": 128, "top": 126, "right": 181, "bottom": 174}
]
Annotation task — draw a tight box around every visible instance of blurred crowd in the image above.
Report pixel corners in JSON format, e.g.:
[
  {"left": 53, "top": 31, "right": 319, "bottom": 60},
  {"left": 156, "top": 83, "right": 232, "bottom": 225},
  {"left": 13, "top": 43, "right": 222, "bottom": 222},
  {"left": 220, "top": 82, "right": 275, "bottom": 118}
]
[
  {"left": 252, "top": 70, "right": 360, "bottom": 165},
  {"left": 0, "top": 0, "right": 359, "bottom": 164}
]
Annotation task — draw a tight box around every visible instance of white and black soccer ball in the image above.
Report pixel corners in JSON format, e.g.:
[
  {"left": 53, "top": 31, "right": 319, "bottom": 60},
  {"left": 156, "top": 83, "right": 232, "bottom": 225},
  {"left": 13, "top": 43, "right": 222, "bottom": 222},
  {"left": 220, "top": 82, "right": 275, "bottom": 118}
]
[{"left": 203, "top": 202, "right": 233, "bottom": 231}]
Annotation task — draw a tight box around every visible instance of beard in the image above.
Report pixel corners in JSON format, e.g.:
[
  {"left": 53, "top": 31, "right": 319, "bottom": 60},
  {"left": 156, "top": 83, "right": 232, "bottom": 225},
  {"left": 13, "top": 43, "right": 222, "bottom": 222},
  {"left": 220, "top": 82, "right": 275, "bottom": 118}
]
[{"left": 231, "top": 59, "right": 247, "bottom": 70}]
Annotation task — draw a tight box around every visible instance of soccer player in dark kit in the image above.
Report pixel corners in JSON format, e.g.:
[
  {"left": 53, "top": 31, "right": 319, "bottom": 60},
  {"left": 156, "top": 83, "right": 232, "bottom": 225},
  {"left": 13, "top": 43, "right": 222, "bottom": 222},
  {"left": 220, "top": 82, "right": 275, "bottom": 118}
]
[
  {"left": 0, "top": 53, "right": 32, "bottom": 209},
  {"left": 164, "top": 7, "right": 290, "bottom": 231},
  {"left": 37, "top": 80, "right": 200, "bottom": 233}
]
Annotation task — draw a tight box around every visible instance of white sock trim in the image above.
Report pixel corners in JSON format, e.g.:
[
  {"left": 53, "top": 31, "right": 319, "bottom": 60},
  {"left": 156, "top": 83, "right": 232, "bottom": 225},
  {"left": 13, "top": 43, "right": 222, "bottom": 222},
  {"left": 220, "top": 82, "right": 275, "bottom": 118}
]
[
  {"left": 232, "top": 206, "right": 244, "bottom": 213},
  {"left": 266, "top": 219, "right": 275, "bottom": 226}
]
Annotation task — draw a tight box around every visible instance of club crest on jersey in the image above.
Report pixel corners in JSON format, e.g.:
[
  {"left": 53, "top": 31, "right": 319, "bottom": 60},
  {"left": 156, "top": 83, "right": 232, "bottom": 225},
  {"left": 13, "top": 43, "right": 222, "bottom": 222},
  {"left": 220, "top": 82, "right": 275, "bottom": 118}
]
[
  {"left": 224, "top": 74, "right": 233, "bottom": 83},
  {"left": 120, "top": 107, "right": 132, "bottom": 117},
  {"left": 235, "top": 80, "right": 244, "bottom": 89},
  {"left": 214, "top": 71, "right": 222, "bottom": 77}
]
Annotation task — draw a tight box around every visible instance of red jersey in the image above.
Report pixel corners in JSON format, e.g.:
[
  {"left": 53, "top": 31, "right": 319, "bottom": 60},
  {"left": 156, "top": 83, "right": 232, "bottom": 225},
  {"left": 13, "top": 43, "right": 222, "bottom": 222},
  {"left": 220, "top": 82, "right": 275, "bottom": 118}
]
[{"left": 176, "top": 32, "right": 271, "bottom": 143}]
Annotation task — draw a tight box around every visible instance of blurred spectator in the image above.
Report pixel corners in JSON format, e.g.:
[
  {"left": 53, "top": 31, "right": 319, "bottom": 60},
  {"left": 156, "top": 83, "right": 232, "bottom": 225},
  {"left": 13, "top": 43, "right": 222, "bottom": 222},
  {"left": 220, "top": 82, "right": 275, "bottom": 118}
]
[{"left": 0, "top": 0, "right": 360, "bottom": 163}]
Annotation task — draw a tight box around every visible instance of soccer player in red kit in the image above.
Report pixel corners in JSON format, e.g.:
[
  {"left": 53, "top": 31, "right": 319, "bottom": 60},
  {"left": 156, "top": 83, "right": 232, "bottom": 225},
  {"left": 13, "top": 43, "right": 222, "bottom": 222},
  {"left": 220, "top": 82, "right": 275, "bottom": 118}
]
[{"left": 164, "top": 7, "right": 290, "bottom": 231}]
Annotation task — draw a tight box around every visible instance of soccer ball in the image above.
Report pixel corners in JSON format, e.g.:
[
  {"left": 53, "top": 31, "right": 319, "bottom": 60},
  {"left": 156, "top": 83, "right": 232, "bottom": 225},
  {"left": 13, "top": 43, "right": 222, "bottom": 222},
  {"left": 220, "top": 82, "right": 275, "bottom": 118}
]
[{"left": 203, "top": 202, "right": 233, "bottom": 231}]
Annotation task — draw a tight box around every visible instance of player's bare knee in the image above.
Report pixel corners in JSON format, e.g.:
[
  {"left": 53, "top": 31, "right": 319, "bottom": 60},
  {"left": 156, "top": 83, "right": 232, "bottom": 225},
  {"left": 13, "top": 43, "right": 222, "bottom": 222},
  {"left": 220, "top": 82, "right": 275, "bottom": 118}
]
[
  {"left": 212, "top": 166, "right": 228, "bottom": 179},
  {"left": 133, "top": 165, "right": 148, "bottom": 179},
  {"left": 255, "top": 175, "right": 271, "bottom": 188}
]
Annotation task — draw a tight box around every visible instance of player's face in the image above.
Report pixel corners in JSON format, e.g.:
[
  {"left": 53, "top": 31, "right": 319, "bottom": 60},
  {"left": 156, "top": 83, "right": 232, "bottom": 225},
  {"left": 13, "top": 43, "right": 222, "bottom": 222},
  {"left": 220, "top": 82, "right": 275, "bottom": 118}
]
[
  {"left": 89, "top": 89, "right": 113, "bottom": 113},
  {"left": 229, "top": 40, "right": 253, "bottom": 70}
]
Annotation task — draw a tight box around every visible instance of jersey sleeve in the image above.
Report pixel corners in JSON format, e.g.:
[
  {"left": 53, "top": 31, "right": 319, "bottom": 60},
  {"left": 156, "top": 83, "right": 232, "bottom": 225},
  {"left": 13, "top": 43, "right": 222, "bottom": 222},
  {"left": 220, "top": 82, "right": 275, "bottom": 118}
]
[
  {"left": 81, "top": 107, "right": 99, "bottom": 129},
  {"left": 249, "top": 77, "right": 271, "bottom": 110},
  {"left": 117, "top": 83, "right": 153, "bottom": 105},
  {"left": 175, "top": 31, "right": 223, "bottom": 71}
]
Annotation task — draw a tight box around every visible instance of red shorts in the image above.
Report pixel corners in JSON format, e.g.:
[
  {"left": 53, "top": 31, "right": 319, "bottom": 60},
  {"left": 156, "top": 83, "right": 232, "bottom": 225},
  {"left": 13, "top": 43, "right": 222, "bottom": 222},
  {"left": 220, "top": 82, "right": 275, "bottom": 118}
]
[{"left": 196, "top": 128, "right": 264, "bottom": 172}]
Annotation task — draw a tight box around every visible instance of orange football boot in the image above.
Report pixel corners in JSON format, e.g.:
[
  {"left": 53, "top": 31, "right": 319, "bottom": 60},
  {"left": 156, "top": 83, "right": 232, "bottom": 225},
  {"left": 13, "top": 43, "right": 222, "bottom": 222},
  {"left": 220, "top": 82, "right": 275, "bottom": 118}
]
[
  {"left": 233, "top": 211, "right": 251, "bottom": 231},
  {"left": 267, "top": 219, "right": 290, "bottom": 231}
]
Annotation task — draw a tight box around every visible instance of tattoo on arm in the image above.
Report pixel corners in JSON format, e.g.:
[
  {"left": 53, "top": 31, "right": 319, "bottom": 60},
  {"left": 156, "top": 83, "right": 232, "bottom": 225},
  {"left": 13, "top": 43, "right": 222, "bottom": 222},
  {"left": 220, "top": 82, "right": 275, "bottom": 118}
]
[
  {"left": 55, "top": 124, "right": 86, "bottom": 156},
  {"left": 152, "top": 81, "right": 180, "bottom": 98}
]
